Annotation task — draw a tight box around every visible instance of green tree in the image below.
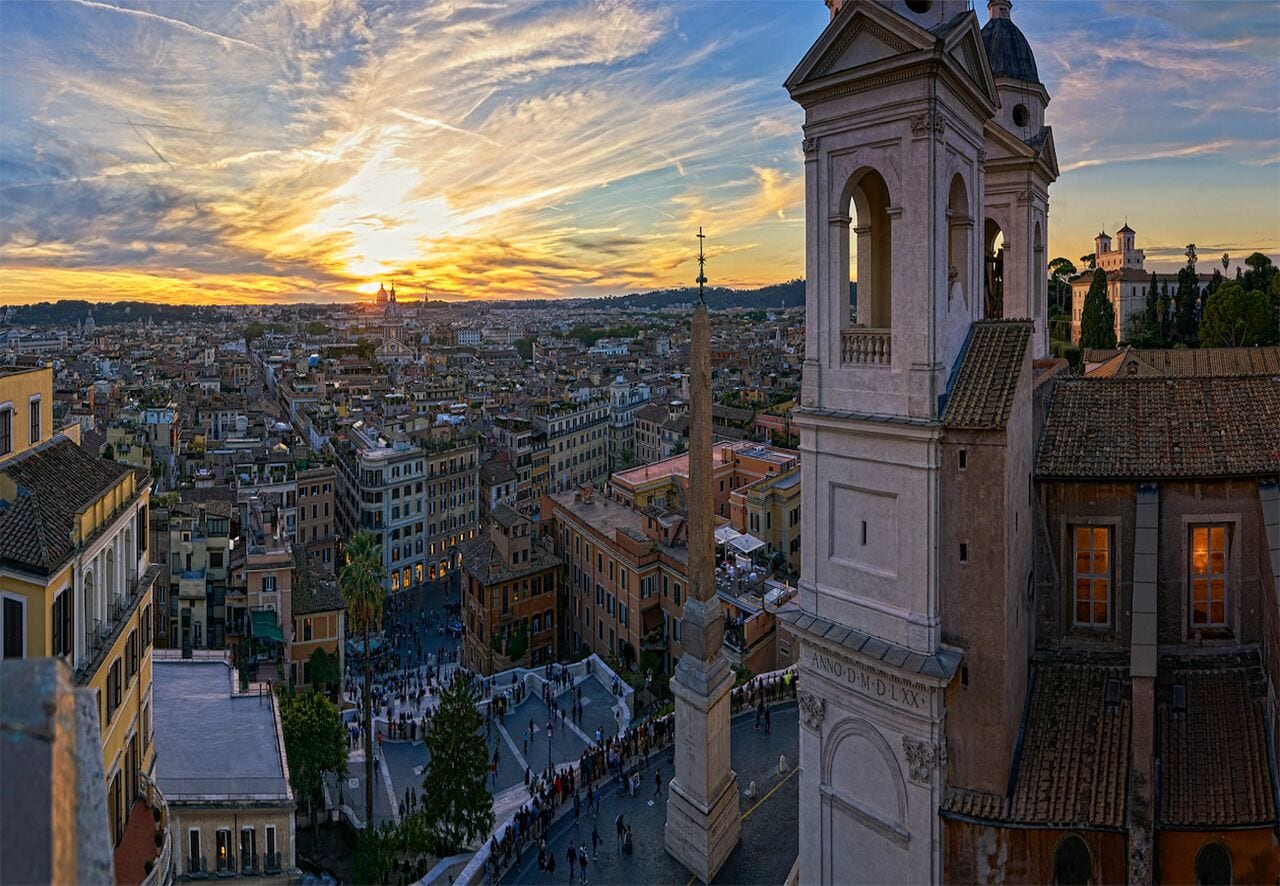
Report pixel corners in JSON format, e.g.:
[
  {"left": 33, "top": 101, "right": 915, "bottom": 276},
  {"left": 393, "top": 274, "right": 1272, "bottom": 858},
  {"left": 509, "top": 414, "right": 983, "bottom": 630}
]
[
  {"left": 244, "top": 321, "right": 266, "bottom": 344},
  {"left": 1048, "top": 257, "right": 1077, "bottom": 314},
  {"left": 307, "top": 647, "right": 341, "bottom": 696},
  {"left": 279, "top": 689, "right": 347, "bottom": 840},
  {"left": 1079, "top": 252, "right": 1096, "bottom": 270},
  {"left": 513, "top": 338, "right": 534, "bottom": 361},
  {"left": 1079, "top": 269, "right": 1116, "bottom": 350},
  {"left": 305, "top": 321, "right": 329, "bottom": 336},
  {"left": 339, "top": 530, "right": 386, "bottom": 828},
  {"left": 353, "top": 822, "right": 401, "bottom": 886},
  {"left": 1199, "top": 282, "right": 1271, "bottom": 347},
  {"left": 102, "top": 442, "right": 115, "bottom": 461},
  {"left": 417, "top": 673, "right": 493, "bottom": 855}
]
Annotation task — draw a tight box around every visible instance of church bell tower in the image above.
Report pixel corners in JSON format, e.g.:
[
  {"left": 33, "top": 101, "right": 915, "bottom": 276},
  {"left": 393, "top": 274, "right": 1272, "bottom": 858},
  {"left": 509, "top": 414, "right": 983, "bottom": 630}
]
[{"left": 783, "top": 1, "right": 1000, "bottom": 881}]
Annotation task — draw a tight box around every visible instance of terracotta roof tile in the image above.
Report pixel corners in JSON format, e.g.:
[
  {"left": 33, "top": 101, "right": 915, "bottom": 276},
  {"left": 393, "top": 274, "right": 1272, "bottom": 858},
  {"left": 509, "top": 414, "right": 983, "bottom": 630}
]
[
  {"left": 943, "top": 321, "right": 1031, "bottom": 430},
  {"left": 1037, "top": 377, "right": 1280, "bottom": 479},
  {"left": 1082, "top": 345, "right": 1280, "bottom": 377},
  {"left": 1009, "top": 663, "right": 1130, "bottom": 828},
  {"left": 0, "top": 437, "right": 134, "bottom": 574},
  {"left": 1157, "top": 665, "right": 1277, "bottom": 828}
]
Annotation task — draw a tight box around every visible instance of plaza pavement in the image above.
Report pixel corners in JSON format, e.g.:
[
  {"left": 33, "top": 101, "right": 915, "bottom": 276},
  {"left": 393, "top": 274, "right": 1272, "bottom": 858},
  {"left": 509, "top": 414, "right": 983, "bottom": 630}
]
[{"left": 502, "top": 702, "right": 800, "bottom": 886}]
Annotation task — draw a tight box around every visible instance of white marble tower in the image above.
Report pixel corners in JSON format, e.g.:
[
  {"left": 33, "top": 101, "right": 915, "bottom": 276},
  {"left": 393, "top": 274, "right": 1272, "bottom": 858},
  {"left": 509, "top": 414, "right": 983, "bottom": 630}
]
[{"left": 783, "top": 1, "right": 999, "bottom": 882}]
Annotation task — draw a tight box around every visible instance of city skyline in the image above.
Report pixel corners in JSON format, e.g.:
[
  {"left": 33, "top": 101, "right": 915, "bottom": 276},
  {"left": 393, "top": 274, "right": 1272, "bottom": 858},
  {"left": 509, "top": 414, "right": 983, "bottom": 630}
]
[{"left": 1, "top": 0, "right": 1278, "bottom": 306}]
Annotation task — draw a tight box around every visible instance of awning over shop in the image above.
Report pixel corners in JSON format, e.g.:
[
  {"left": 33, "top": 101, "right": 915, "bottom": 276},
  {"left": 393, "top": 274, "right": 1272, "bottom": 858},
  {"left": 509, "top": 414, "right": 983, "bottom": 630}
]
[{"left": 251, "top": 610, "right": 284, "bottom": 643}]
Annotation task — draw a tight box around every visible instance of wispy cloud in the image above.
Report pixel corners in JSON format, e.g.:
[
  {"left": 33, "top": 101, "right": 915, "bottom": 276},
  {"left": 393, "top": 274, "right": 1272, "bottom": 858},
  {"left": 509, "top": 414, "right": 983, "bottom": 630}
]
[{"left": 0, "top": 0, "right": 1275, "bottom": 303}]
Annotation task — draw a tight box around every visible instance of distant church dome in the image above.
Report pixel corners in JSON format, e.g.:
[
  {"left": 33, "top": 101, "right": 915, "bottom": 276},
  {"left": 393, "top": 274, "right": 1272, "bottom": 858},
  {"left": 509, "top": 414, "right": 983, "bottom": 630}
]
[{"left": 981, "top": 2, "right": 1040, "bottom": 84}]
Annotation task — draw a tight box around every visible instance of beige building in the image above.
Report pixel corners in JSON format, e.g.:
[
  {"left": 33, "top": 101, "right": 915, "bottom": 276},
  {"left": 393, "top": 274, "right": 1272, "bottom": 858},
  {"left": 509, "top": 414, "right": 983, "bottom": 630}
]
[
  {"left": 1069, "top": 225, "right": 1213, "bottom": 343},
  {"left": 153, "top": 658, "right": 295, "bottom": 879},
  {"left": 728, "top": 465, "right": 802, "bottom": 573},
  {"left": 534, "top": 399, "right": 609, "bottom": 492},
  {"left": 295, "top": 464, "right": 336, "bottom": 572}
]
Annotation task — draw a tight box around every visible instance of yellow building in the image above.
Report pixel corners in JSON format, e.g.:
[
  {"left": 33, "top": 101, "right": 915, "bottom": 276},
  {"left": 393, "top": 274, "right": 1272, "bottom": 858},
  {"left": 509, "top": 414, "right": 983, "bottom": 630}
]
[
  {"left": 729, "top": 465, "right": 803, "bottom": 573},
  {"left": 0, "top": 366, "right": 161, "bottom": 855}
]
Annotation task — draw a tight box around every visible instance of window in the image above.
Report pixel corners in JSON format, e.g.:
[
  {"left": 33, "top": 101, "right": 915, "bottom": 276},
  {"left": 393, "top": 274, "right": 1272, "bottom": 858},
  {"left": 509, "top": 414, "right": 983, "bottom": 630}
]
[
  {"left": 209, "top": 551, "right": 223, "bottom": 569},
  {"left": 216, "top": 828, "right": 232, "bottom": 872},
  {"left": 29, "top": 396, "right": 41, "bottom": 444},
  {"left": 106, "top": 659, "right": 122, "bottom": 723},
  {"left": 189, "top": 830, "right": 202, "bottom": 873},
  {"left": 262, "top": 575, "right": 277, "bottom": 595},
  {"left": 125, "top": 629, "right": 138, "bottom": 683},
  {"left": 2, "top": 594, "right": 26, "bottom": 658},
  {"left": 303, "top": 617, "right": 313, "bottom": 642},
  {"left": 958, "top": 448, "right": 967, "bottom": 470},
  {"left": 959, "top": 543, "right": 968, "bottom": 563},
  {"left": 1072, "top": 526, "right": 1111, "bottom": 627},
  {"left": 142, "top": 701, "right": 151, "bottom": 751},
  {"left": 52, "top": 589, "right": 74, "bottom": 659},
  {"left": 0, "top": 407, "right": 10, "bottom": 457},
  {"left": 1194, "top": 842, "right": 1231, "bottom": 886},
  {"left": 265, "top": 826, "right": 276, "bottom": 866},
  {"left": 1189, "top": 525, "right": 1228, "bottom": 628},
  {"left": 674, "top": 583, "right": 682, "bottom": 606}
]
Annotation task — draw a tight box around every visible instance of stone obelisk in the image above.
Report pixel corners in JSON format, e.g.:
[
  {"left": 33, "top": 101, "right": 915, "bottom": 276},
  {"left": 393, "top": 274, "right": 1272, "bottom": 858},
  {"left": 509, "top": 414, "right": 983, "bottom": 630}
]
[{"left": 664, "top": 229, "right": 741, "bottom": 882}]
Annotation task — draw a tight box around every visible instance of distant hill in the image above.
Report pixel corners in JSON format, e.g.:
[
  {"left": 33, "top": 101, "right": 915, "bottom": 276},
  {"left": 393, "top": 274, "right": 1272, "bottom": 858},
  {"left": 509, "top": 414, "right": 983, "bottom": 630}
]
[
  {"left": 589, "top": 279, "right": 854, "bottom": 311},
  {"left": 5, "top": 299, "right": 234, "bottom": 327}
]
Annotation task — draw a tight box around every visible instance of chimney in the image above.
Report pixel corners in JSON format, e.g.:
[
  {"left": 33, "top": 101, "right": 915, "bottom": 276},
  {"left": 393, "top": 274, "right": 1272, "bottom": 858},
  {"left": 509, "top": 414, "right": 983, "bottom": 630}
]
[{"left": 988, "top": 0, "right": 1012, "bottom": 19}]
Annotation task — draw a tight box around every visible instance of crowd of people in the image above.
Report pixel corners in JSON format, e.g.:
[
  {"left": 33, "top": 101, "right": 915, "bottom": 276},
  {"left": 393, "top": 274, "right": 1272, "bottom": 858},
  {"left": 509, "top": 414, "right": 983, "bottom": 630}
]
[{"left": 481, "top": 669, "right": 797, "bottom": 883}]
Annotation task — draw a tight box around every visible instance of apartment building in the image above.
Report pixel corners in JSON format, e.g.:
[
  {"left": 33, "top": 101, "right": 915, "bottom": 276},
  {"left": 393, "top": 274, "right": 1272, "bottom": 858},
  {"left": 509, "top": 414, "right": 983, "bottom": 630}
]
[
  {"left": 163, "top": 500, "right": 232, "bottom": 650},
  {"left": 0, "top": 365, "right": 162, "bottom": 856},
  {"left": 295, "top": 464, "right": 336, "bottom": 572},
  {"left": 543, "top": 486, "right": 689, "bottom": 672},
  {"left": 334, "top": 427, "right": 479, "bottom": 593},
  {"left": 459, "top": 505, "right": 560, "bottom": 675},
  {"left": 728, "top": 465, "right": 802, "bottom": 573},
  {"left": 534, "top": 399, "right": 609, "bottom": 492}
]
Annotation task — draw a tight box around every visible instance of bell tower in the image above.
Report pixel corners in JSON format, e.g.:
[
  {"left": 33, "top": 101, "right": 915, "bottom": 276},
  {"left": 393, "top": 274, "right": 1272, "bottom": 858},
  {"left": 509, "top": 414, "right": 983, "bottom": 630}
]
[
  {"left": 784, "top": 1, "right": 997, "bottom": 881},
  {"left": 981, "top": 0, "right": 1058, "bottom": 355}
]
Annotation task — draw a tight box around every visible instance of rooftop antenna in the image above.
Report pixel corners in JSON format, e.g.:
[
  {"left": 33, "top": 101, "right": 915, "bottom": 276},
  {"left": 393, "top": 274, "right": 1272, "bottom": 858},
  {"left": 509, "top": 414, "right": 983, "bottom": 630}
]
[{"left": 696, "top": 227, "right": 707, "bottom": 302}]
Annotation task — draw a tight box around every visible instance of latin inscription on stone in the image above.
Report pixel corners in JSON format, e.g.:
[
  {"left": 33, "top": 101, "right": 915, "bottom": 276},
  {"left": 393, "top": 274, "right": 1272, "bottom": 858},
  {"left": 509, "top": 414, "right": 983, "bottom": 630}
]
[{"left": 808, "top": 646, "right": 925, "bottom": 710}]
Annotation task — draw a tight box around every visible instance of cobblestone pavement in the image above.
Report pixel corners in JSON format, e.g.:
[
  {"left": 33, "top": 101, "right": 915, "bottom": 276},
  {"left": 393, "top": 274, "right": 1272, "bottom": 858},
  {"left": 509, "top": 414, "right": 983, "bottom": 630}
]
[{"left": 502, "top": 703, "right": 799, "bottom": 886}]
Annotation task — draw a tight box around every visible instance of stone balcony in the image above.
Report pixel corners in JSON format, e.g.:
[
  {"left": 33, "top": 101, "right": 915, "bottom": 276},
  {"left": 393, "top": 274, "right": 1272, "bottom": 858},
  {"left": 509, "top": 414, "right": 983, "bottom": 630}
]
[{"left": 841, "top": 327, "right": 891, "bottom": 365}]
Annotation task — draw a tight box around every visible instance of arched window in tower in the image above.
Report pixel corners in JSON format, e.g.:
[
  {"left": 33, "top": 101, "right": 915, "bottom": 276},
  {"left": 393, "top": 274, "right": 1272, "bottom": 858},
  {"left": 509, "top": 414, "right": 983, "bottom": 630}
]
[
  {"left": 1052, "top": 834, "right": 1092, "bottom": 886},
  {"left": 1194, "top": 843, "right": 1232, "bottom": 885},
  {"left": 984, "top": 219, "right": 1005, "bottom": 319},
  {"left": 843, "top": 168, "right": 892, "bottom": 364},
  {"left": 947, "top": 175, "right": 971, "bottom": 306}
]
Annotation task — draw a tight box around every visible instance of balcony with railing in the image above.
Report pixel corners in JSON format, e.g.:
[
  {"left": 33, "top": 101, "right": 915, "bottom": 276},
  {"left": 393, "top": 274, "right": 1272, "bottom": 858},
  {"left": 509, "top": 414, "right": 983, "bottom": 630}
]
[
  {"left": 77, "top": 564, "right": 163, "bottom": 685},
  {"left": 841, "top": 327, "right": 892, "bottom": 365}
]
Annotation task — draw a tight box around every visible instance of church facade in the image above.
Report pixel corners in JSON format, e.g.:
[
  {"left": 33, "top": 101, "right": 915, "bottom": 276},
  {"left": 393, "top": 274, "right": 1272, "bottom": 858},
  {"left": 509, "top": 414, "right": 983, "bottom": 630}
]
[{"left": 785, "top": 1, "right": 1278, "bottom": 883}]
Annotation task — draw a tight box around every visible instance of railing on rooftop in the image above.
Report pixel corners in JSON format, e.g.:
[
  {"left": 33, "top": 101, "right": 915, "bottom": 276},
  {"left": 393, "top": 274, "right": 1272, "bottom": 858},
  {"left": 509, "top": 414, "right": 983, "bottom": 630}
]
[
  {"left": 154, "top": 776, "right": 288, "bottom": 800},
  {"left": 841, "top": 327, "right": 891, "bottom": 365}
]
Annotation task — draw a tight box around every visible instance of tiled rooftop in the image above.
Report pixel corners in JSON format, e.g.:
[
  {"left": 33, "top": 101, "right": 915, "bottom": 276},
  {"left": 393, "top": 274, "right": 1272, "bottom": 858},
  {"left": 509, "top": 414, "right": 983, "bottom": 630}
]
[
  {"left": 1008, "top": 663, "right": 1129, "bottom": 828},
  {"left": 942, "top": 320, "right": 1031, "bottom": 430},
  {"left": 1036, "top": 376, "right": 1280, "bottom": 479},
  {"left": 0, "top": 436, "right": 135, "bottom": 574},
  {"left": 1157, "top": 665, "right": 1277, "bottom": 828}
]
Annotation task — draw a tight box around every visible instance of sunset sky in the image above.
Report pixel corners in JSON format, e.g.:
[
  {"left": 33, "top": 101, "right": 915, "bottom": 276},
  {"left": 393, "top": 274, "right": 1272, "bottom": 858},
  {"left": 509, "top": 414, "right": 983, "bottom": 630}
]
[{"left": 1, "top": 0, "right": 1277, "bottom": 305}]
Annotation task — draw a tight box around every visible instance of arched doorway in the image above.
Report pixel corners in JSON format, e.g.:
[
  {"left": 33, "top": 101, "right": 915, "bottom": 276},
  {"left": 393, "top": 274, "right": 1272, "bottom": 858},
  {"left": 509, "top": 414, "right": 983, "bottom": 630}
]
[
  {"left": 1053, "top": 834, "right": 1092, "bottom": 886},
  {"left": 1195, "top": 843, "right": 1232, "bottom": 885},
  {"left": 984, "top": 219, "right": 1005, "bottom": 319}
]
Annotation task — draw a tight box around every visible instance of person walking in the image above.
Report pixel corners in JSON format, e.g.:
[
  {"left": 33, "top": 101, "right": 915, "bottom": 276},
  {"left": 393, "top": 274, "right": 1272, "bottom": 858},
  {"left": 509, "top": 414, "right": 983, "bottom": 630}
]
[
  {"left": 591, "top": 824, "right": 600, "bottom": 861},
  {"left": 566, "top": 844, "right": 577, "bottom": 884},
  {"left": 765, "top": 703, "right": 772, "bottom": 735},
  {"left": 653, "top": 768, "right": 662, "bottom": 802},
  {"left": 578, "top": 844, "right": 589, "bottom": 885},
  {"left": 615, "top": 812, "right": 624, "bottom": 853}
]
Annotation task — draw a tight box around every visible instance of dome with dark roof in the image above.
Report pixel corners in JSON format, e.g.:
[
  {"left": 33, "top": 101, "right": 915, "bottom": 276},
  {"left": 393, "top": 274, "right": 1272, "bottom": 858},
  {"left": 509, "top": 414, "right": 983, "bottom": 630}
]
[{"left": 981, "top": 17, "right": 1040, "bottom": 84}]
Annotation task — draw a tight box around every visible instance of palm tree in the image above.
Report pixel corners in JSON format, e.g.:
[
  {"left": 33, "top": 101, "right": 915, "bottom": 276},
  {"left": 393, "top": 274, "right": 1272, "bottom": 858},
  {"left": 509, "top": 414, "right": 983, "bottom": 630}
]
[{"left": 339, "top": 530, "right": 386, "bottom": 828}]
